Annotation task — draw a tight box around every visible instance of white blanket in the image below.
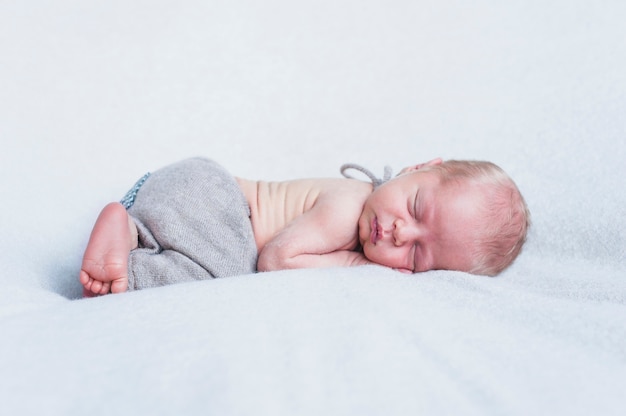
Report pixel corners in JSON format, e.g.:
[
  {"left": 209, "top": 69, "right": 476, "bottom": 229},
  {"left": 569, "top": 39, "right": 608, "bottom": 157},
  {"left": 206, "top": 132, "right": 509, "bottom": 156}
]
[{"left": 1, "top": 1, "right": 625, "bottom": 415}]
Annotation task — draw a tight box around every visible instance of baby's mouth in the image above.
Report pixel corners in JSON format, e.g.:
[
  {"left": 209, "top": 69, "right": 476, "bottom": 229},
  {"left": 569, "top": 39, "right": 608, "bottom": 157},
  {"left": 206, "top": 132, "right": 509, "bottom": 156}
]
[{"left": 371, "top": 217, "right": 380, "bottom": 244}]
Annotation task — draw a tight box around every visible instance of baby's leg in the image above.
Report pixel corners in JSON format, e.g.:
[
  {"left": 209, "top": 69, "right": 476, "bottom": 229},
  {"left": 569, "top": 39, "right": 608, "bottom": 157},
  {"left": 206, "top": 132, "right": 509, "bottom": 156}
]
[{"left": 79, "top": 202, "right": 138, "bottom": 296}]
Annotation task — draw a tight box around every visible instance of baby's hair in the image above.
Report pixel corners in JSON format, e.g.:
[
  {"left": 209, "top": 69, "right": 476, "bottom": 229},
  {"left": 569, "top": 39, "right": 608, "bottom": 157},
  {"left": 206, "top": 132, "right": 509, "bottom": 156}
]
[{"left": 426, "top": 160, "right": 531, "bottom": 276}]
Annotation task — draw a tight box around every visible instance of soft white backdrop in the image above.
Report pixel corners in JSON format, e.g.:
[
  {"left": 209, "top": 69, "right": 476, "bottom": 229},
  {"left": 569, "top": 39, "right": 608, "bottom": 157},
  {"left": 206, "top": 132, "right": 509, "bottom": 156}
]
[{"left": 1, "top": 1, "right": 625, "bottom": 415}]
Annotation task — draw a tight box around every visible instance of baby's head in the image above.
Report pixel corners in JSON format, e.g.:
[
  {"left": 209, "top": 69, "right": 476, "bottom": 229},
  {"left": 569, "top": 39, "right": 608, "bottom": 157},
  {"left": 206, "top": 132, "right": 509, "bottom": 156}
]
[
  {"left": 424, "top": 159, "right": 530, "bottom": 275},
  {"left": 358, "top": 158, "right": 530, "bottom": 276}
]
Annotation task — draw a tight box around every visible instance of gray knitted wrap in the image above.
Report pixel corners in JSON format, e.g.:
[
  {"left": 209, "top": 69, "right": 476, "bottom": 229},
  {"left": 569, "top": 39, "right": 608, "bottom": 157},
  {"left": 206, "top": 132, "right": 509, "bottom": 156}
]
[{"left": 125, "top": 157, "right": 258, "bottom": 291}]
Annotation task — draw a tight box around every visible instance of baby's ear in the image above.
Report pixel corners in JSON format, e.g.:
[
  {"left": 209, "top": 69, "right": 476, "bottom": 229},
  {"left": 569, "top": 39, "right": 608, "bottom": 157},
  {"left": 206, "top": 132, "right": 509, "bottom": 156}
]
[{"left": 398, "top": 158, "right": 443, "bottom": 175}]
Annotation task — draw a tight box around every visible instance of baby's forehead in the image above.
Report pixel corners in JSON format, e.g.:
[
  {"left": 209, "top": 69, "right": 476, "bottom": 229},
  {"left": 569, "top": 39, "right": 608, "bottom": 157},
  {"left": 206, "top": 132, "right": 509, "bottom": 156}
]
[
  {"left": 420, "top": 174, "right": 493, "bottom": 210},
  {"left": 402, "top": 168, "right": 458, "bottom": 187}
]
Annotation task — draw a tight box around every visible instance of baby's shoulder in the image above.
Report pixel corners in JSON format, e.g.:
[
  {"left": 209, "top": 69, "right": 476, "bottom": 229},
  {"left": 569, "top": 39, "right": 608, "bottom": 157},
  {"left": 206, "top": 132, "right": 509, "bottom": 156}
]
[
  {"left": 286, "top": 177, "right": 372, "bottom": 198},
  {"left": 286, "top": 178, "right": 372, "bottom": 217}
]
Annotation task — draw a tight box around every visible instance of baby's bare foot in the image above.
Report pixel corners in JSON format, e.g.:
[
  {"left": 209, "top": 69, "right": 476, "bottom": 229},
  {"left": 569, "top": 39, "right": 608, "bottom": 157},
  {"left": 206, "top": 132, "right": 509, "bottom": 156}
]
[{"left": 79, "top": 202, "right": 136, "bottom": 296}]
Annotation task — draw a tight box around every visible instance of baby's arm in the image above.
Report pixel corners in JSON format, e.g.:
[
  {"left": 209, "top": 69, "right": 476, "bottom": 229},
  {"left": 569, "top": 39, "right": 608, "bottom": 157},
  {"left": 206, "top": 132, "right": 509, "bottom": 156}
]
[{"left": 257, "top": 193, "right": 373, "bottom": 271}]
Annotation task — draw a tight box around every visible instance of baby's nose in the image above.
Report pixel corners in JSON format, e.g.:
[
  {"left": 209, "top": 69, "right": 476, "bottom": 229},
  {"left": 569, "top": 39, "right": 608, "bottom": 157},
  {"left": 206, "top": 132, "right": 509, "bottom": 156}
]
[{"left": 393, "top": 219, "right": 419, "bottom": 246}]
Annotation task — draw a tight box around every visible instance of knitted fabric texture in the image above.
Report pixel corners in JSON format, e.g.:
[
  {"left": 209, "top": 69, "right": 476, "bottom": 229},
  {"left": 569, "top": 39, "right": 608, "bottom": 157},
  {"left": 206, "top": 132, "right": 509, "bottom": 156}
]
[{"left": 125, "top": 157, "right": 257, "bottom": 290}]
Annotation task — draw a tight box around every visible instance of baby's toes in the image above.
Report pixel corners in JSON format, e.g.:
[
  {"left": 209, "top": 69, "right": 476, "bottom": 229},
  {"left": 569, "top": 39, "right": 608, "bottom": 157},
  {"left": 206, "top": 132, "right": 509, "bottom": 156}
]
[
  {"left": 110, "top": 278, "right": 129, "bottom": 294},
  {"left": 98, "top": 282, "right": 111, "bottom": 295},
  {"left": 82, "top": 276, "right": 94, "bottom": 292},
  {"left": 90, "top": 279, "right": 103, "bottom": 294},
  {"left": 79, "top": 270, "right": 91, "bottom": 286}
]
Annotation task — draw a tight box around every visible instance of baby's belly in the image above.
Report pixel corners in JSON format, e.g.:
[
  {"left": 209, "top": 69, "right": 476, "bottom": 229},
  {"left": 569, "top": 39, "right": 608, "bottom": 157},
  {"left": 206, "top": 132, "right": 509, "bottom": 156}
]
[{"left": 235, "top": 177, "right": 318, "bottom": 252}]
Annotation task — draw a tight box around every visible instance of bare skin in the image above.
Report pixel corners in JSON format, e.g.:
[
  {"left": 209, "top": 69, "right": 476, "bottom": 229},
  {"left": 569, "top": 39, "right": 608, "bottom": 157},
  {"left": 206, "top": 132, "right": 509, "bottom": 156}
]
[
  {"left": 79, "top": 177, "right": 374, "bottom": 296},
  {"left": 79, "top": 158, "right": 498, "bottom": 296},
  {"left": 79, "top": 202, "right": 139, "bottom": 296}
]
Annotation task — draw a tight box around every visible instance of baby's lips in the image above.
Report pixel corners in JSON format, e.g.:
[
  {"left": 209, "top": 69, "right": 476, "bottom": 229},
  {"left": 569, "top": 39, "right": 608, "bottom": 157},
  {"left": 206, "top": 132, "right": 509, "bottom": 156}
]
[{"left": 370, "top": 217, "right": 379, "bottom": 244}]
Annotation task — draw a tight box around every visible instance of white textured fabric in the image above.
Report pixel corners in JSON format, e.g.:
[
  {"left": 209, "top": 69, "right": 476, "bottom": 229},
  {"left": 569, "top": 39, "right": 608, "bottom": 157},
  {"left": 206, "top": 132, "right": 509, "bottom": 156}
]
[{"left": 0, "top": 1, "right": 624, "bottom": 415}]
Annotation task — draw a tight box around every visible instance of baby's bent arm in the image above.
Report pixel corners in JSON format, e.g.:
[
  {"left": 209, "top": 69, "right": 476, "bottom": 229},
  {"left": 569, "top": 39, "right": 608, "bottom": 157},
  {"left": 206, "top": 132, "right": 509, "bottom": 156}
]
[
  {"left": 258, "top": 249, "right": 372, "bottom": 271},
  {"left": 257, "top": 194, "right": 372, "bottom": 271}
]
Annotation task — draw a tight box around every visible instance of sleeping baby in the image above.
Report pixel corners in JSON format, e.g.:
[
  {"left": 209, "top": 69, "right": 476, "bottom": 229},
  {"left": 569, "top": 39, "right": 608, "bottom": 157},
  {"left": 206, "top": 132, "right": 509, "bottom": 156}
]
[{"left": 79, "top": 157, "right": 530, "bottom": 296}]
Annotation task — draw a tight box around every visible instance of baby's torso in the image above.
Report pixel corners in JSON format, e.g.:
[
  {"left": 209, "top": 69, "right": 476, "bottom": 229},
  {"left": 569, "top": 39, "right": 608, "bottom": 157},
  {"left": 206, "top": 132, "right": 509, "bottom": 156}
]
[{"left": 236, "top": 177, "right": 372, "bottom": 252}]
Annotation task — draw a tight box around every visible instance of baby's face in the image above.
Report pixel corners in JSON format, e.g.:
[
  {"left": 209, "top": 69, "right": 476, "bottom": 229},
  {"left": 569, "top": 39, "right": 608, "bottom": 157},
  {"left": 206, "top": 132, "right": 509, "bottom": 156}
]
[{"left": 358, "top": 169, "right": 483, "bottom": 273}]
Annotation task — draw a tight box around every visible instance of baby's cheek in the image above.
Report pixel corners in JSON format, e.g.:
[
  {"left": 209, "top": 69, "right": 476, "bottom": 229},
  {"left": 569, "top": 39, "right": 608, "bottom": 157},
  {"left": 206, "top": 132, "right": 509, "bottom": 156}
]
[
  {"left": 362, "top": 245, "right": 376, "bottom": 262},
  {"left": 363, "top": 245, "right": 389, "bottom": 267},
  {"left": 377, "top": 249, "right": 411, "bottom": 271}
]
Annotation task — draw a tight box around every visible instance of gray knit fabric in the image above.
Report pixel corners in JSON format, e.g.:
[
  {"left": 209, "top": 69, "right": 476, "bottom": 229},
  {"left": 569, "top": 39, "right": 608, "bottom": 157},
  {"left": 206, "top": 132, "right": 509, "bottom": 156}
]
[
  {"left": 125, "top": 157, "right": 257, "bottom": 291},
  {"left": 340, "top": 163, "right": 393, "bottom": 188}
]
